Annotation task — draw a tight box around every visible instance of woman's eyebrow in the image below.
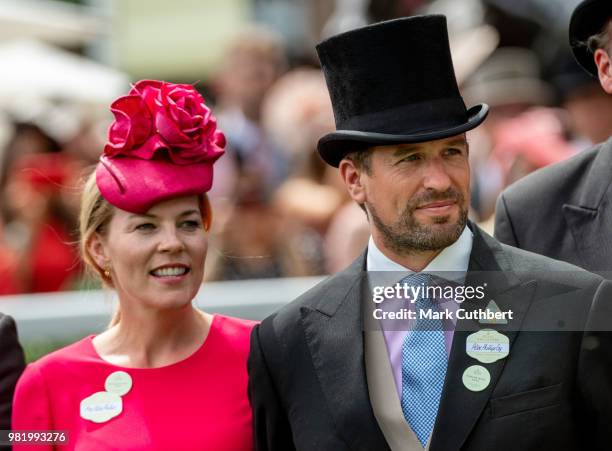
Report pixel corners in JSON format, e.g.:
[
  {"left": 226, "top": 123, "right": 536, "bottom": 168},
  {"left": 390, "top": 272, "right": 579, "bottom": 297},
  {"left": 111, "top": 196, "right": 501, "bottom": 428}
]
[
  {"left": 128, "top": 213, "right": 156, "bottom": 220},
  {"left": 178, "top": 209, "right": 200, "bottom": 217},
  {"left": 128, "top": 209, "right": 199, "bottom": 220}
]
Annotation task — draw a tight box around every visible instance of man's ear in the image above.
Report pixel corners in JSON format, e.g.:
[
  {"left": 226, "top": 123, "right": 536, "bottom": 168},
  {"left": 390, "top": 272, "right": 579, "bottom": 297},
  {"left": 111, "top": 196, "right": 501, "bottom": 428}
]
[
  {"left": 595, "top": 49, "right": 612, "bottom": 94},
  {"left": 86, "top": 232, "right": 110, "bottom": 272},
  {"left": 339, "top": 158, "right": 367, "bottom": 204}
]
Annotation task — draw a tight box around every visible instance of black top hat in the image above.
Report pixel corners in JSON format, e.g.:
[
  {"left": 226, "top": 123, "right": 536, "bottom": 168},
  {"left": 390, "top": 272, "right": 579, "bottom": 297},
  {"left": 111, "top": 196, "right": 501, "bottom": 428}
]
[
  {"left": 569, "top": 0, "right": 612, "bottom": 77},
  {"left": 316, "top": 15, "right": 488, "bottom": 167}
]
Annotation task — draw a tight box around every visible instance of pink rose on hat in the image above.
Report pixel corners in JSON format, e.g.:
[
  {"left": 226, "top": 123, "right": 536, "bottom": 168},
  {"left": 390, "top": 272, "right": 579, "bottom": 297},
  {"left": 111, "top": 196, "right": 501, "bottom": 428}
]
[
  {"left": 96, "top": 79, "right": 226, "bottom": 214},
  {"left": 104, "top": 80, "right": 225, "bottom": 165}
]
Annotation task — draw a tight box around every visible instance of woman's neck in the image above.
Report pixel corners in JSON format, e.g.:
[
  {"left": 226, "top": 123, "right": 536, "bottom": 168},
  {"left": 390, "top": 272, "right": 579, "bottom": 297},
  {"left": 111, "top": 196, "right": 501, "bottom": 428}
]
[{"left": 92, "top": 305, "right": 212, "bottom": 369}]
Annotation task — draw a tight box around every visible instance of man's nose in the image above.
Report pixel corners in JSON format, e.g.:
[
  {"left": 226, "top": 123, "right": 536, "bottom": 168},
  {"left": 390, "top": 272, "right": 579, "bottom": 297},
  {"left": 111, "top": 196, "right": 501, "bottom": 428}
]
[
  {"left": 422, "top": 159, "right": 452, "bottom": 192},
  {"left": 158, "top": 228, "right": 185, "bottom": 253}
]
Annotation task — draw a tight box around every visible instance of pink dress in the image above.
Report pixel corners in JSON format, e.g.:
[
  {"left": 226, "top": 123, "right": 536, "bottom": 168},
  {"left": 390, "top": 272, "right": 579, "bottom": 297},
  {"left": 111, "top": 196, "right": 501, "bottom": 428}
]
[{"left": 12, "top": 315, "right": 256, "bottom": 451}]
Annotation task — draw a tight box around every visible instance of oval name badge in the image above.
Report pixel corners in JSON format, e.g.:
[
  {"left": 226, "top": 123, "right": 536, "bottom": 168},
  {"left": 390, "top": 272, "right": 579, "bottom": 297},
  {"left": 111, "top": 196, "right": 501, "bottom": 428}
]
[
  {"left": 466, "top": 329, "right": 509, "bottom": 364},
  {"left": 105, "top": 371, "right": 133, "bottom": 396},
  {"left": 462, "top": 365, "right": 491, "bottom": 392},
  {"left": 80, "top": 391, "right": 123, "bottom": 423}
]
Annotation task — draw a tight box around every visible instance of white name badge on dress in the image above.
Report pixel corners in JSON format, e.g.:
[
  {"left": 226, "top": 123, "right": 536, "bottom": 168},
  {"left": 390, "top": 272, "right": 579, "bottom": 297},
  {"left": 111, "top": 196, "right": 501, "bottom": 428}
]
[
  {"left": 466, "top": 329, "right": 510, "bottom": 363},
  {"left": 105, "top": 371, "right": 133, "bottom": 396},
  {"left": 80, "top": 391, "right": 123, "bottom": 423}
]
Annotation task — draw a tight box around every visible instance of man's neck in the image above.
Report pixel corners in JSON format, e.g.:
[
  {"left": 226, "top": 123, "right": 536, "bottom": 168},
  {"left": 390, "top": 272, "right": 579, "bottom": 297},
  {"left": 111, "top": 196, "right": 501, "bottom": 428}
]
[{"left": 370, "top": 233, "right": 443, "bottom": 272}]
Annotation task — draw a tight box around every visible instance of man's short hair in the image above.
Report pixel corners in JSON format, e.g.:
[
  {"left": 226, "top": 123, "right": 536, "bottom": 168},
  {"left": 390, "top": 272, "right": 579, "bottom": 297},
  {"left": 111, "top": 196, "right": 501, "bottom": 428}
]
[
  {"left": 586, "top": 18, "right": 612, "bottom": 55},
  {"left": 344, "top": 149, "right": 373, "bottom": 175}
]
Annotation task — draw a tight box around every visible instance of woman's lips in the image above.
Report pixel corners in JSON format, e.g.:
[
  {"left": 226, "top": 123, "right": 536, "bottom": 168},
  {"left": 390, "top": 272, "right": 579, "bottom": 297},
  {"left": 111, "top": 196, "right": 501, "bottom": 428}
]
[{"left": 149, "top": 267, "right": 191, "bottom": 285}]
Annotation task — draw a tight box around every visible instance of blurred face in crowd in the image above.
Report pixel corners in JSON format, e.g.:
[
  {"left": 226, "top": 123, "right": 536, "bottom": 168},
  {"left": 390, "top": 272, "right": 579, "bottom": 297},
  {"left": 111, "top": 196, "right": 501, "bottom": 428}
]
[
  {"left": 564, "top": 83, "right": 612, "bottom": 143},
  {"left": 340, "top": 134, "right": 470, "bottom": 256},
  {"left": 89, "top": 196, "right": 207, "bottom": 314},
  {"left": 218, "top": 45, "right": 282, "bottom": 120}
]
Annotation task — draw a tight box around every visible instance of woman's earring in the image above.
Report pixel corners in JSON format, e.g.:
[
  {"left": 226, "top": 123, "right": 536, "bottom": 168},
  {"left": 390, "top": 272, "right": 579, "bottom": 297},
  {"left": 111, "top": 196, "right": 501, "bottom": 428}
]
[{"left": 104, "top": 264, "right": 111, "bottom": 279}]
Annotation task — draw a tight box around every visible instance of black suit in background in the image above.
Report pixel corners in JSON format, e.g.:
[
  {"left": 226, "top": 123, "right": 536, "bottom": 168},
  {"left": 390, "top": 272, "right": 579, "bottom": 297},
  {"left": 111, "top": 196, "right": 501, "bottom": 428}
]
[
  {"left": 495, "top": 138, "right": 612, "bottom": 274},
  {"left": 248, "top": 224, "right": 612, "bottom": 451},
  {"left": 0, "top": 313, "right": 25, "bottom": 431}
]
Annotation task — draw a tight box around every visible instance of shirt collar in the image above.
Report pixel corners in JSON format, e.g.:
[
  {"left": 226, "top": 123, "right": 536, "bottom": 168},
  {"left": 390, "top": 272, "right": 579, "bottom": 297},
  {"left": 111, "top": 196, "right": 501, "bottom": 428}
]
[{"left": 366, "top": 226, "right": 473, "bottom": 278}]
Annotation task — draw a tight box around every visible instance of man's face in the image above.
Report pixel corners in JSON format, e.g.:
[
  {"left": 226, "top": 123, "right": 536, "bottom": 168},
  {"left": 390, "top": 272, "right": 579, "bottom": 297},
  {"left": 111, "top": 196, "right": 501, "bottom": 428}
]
[
  {"left": 342, "top": 134, "right": 470, "bottom": 255},
  {"left": 594, "top": 19, "right": 612, "bottom": 94}
]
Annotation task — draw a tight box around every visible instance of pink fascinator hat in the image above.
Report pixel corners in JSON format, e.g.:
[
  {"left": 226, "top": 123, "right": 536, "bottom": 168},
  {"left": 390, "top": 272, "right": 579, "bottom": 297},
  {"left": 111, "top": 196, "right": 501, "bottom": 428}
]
[{"left": 96, "top": 80, "right": 225, "bottom": 213}]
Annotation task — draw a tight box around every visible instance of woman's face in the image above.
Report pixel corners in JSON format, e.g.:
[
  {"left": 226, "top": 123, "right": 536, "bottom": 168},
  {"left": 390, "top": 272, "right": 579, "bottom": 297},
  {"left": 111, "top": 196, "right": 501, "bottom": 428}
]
[{"left": 90, "top": 196, "right": 207, "bottom": 314}]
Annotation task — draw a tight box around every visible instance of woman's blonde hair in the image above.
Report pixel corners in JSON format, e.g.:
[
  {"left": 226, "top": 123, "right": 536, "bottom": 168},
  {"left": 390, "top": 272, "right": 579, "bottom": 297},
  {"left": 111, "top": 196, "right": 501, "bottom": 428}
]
[{"left": 79, "top": 169, "right": 212, "bottom": 327}]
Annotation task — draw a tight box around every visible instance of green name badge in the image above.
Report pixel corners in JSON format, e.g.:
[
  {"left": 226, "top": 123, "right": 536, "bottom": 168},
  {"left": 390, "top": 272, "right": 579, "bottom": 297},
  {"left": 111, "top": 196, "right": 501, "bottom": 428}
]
[
  {"left": 466, "top": 329, "right": 509, "bottom": 363},
  {"left": 462, "top": 365, "right": 491, "bottom": 392}
]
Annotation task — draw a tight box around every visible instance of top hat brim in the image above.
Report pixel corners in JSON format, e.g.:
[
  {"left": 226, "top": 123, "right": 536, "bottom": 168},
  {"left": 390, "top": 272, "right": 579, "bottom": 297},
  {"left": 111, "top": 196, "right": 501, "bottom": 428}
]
[
  {"left": 317, "top": 103, "right": 489, "bottom": 167},
  {"left": 570, "top": 0, "right": 612, "bottom": 77}
]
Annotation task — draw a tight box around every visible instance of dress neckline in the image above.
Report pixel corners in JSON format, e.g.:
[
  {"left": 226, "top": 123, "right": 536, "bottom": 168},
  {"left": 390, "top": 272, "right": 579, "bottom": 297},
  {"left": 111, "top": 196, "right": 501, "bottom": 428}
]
[{"left": 85, "top": 314, "right": 219, "bottom": 372}]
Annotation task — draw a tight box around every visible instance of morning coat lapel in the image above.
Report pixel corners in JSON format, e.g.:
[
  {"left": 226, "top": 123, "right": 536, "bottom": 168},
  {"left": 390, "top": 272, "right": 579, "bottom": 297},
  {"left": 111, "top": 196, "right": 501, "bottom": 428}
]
[
  {"left": 430, "top": 224, "right": 537, "bottom": 451},
  {"left": 300, "top": 253, "right": 391, "bottom": 451},
  {"left": 562, "top": 139, "right": 612, "bottom": 273}
]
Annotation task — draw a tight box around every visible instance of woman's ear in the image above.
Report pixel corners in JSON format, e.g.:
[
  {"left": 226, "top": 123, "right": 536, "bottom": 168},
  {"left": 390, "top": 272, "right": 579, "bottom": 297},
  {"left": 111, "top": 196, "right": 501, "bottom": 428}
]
[
  {"left": 595, "top": 48, "right": 612, "bottom": 94},
  {"left": 86, "top": 232, "right": 110, "bottom": 272},
  {"left": 339, "top": 158, "right": 367, "bottom": 205}
]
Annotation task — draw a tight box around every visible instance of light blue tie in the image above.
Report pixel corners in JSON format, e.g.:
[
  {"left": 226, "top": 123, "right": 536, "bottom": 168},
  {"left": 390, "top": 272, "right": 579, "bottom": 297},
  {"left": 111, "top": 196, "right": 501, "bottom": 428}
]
[{"left": 400, "top": 273, "right": 448, "bottom": 447}]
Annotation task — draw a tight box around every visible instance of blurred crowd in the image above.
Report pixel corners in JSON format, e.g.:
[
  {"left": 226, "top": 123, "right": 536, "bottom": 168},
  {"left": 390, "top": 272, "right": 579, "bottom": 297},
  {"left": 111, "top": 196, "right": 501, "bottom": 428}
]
[{"left": 1, "top": 0, "right": 611, "bottom": 295}]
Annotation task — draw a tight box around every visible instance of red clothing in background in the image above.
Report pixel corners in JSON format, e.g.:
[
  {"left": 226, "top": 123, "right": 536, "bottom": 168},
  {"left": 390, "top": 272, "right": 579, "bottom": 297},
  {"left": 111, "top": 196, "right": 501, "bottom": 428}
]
[
  {"left": 28, "top": 219, "right": 80, "bottom": 292},
  {"left": 0, "top": 246, "right": 21, "bottom": 294}
]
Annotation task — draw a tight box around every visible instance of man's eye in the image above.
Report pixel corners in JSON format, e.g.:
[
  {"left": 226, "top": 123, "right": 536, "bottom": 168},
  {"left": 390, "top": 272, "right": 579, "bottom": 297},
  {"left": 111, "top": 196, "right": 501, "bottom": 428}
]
[
  {"left": 445, "top": 148, "right": 463, "bottom": 156},
  {"left": 135, "top": 223, "right": 155, "bottom": 231},
  {"left": 400, "top": 154, "right": 421, "bottom": 163}
]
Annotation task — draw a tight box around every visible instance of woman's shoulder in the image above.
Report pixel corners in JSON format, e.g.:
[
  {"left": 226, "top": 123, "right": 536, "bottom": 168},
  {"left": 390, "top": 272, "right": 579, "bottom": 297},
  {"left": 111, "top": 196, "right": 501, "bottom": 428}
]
[
  {"left": 15, "top": 336, "right": 97, "bottom": 397},
  {"left": 25, "top": 336, "right": 97, "bottom": 376},
  {"left": 213, "top": 314, "right": 257, "bottom": 338},
  {"left": 209, "top": 314, "right": 258, "bottom": 355}
]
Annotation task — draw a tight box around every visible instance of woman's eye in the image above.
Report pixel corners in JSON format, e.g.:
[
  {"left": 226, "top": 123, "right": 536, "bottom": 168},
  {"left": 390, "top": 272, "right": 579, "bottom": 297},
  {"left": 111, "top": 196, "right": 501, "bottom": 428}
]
[
  {"left": 181, "top": 220, "right": 201, "bottom": 230},
  {"left": 135, "top": 223, "right": 155, "bottom": 231}
]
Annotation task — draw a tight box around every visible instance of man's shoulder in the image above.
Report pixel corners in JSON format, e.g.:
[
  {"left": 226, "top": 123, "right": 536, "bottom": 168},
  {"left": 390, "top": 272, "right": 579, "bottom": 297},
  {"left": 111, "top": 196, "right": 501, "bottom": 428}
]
[
  {"left": 258, "top": 255, "right": 364, "bottom": 337},
  {"left": 0, "top": 313, "right": 20, "bottom": 346},
  {"left": 501, "top": 142, "right": 604, "bottom": 207},
  {"left": 477, "top": 224, "right": 602, "bottom": 286},
  {"left": 0, "top": 313, "right": 15, "bottom": 332},
  {"left": 497, "top": 237, "right": 602, "bottom": 286}
]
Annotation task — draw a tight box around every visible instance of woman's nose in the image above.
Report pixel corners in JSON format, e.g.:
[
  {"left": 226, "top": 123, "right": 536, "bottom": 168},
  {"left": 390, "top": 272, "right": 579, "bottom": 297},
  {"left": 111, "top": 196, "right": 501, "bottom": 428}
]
[{"left": 158, "top": 228, "right": 186, "bottom": 253}]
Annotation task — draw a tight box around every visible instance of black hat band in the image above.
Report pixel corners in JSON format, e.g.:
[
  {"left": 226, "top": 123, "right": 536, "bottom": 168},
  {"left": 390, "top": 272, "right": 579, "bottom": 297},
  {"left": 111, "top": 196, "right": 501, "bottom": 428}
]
[{"left": 338, "top": 97, "right": 468, "bottom": 135}]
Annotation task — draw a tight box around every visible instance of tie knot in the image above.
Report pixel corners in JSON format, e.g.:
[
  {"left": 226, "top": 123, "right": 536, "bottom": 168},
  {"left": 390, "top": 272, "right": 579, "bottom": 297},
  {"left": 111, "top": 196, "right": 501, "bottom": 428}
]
[
  {"left": 401, "top": 272, "right": 434, "bottom": 289},
  {"left": 401, "top": 273, "right": 436, "bottom": 309}
]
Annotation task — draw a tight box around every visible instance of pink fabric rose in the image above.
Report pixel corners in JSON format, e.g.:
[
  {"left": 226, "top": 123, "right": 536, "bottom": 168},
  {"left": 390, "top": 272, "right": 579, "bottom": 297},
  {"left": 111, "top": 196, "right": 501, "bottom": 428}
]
[
  {"left": 103, "top": 80, "right": 225, "bottom": 164},
  {"left": 104, "top": 95, "right": 153, "bottom": 156}
]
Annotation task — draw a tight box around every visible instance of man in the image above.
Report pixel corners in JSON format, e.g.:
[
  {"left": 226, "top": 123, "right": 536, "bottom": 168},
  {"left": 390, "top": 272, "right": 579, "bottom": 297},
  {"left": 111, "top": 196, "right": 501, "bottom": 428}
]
[
  {"left": 495, "top": 0, "right": 612, "bottom": 273},
  {"left": 248, "top": 15, "right": 612, "bottom": 451},
  {"left": 0, "top": 313, "right": 25, "bottom": 431}
]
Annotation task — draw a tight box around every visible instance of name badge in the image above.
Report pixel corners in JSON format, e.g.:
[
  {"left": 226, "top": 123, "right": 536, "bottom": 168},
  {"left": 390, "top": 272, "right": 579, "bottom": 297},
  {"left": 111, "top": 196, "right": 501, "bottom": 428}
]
[
  {"left": 105, "top": 371, "right": 133, "bottom": 396},
  {"left": 462, "top": 365, "right": 491, "bottom": 392},
  {"left": 466, "top": 329, "right": 509, "bottom": 363},
  {"left": 80, "top": 371, "right": 133, "bottom": 423},
  {"left": 80, "top": 391, "right": 123, "bottom": 423}
]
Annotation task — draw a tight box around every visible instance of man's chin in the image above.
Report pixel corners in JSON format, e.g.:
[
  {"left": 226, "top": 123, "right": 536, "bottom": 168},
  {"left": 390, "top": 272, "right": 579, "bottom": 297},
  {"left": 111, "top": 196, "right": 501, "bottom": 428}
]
[{"left": 415, "top": 212, "right": 456, "bottom": 227}]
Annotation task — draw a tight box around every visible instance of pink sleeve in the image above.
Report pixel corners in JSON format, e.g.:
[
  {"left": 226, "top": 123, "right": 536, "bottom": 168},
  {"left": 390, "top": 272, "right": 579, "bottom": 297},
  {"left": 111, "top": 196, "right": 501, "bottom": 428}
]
[{"left": 12, "top": 363, "right": 54, "bottom": 451}]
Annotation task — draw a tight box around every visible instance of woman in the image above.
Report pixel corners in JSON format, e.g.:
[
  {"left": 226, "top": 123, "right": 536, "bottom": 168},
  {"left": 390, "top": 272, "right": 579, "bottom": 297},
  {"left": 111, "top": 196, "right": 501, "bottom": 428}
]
[{"left": 12, "top": 80, "right": 255, "bottom": 450}]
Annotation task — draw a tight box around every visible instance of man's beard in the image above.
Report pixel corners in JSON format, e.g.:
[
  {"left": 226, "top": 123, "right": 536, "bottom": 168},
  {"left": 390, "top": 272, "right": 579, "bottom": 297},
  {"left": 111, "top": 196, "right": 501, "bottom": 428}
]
[{"left": 367, "top": 188, "right": 468, "bottom": 255}]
